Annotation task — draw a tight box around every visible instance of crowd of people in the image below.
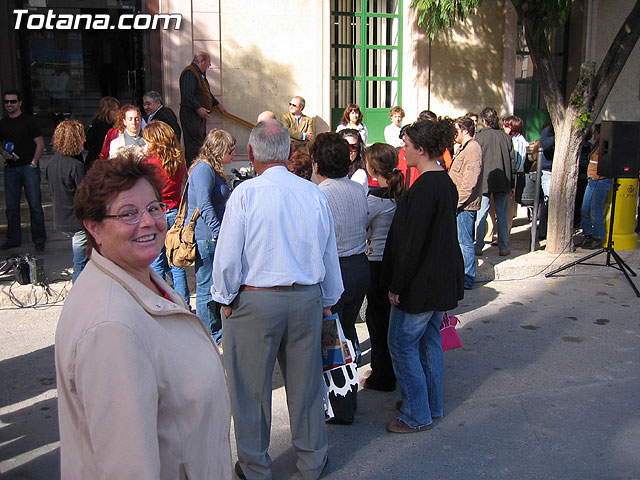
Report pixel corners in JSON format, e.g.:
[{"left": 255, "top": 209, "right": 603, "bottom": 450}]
[{"left": 0, "top": 48, "right": 620, "bottom": 479}]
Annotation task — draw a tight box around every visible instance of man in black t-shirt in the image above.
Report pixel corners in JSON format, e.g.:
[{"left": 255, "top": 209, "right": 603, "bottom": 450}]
[{"left": 0, "top": 89, "right": 46, "bottom": 251}]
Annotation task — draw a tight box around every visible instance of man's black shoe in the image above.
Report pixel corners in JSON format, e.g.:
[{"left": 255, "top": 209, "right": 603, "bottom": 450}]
[
  {"left": 0, "top": 242, "right": 20, "bottom": 250},
  {"left": 234, "top": 461, "right": 246, "bottom": 479},
  {"left": 584, "top": 238, "right": 603, "bottom": 250},
  {"left": 35, "top": 243, "right": 45, "bottom": 253},
  {"left": 575, "top": 234, "right": 591, "bottom": 247}
]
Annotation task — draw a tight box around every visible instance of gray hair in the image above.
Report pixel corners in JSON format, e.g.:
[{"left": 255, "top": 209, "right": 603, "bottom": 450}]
[
  {"left": 192, "top": 50, "right": 210, "bottom": 63},
  {"left": 249, "top": 120, "right": 290, "bottom": 163},
  {"left": 293, "top": 95, "right": 305, "bottom": 109},
  {"left": 142, "top": 91, "right": 162, "bottom": 104}
]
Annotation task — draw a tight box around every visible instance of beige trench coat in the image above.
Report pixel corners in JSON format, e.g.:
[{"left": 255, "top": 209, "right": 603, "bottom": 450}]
[{"left": 55, "top": 251, "right": 231, "bottom": 479}]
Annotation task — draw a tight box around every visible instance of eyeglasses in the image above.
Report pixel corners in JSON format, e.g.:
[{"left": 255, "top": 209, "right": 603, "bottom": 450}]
[
  {"left": 289, "top": 103, "right": 300, "bottom": 108},
  {"left": 104, "top": 201, "right": 167, "bottom": 225},
  {"left": 349, "top": 145, "right": 359, "bottom": 153},
  {"left": 4, "top": 99, "right": 18, "bottom": 104}
]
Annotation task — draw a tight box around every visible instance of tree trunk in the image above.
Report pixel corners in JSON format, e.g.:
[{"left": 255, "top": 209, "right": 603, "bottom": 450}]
[{"left": 546, "top": 108, "right": 584, "bottom": 253}]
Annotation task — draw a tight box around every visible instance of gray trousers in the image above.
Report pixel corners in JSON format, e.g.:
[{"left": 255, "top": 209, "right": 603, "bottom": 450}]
[{"left": 223, "top": 285, "right": 328, "bottom": 480}]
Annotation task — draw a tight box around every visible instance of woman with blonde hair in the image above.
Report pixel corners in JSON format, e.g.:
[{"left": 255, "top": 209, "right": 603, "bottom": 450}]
[
  {"left": 187, "top": 129, "right": 235, "bottom": 344},
  {"left": 46, "top": 120, "right": 88, "bottom": 281},
  {"left": 85, "top": 96, "right": 119, "bottom": 168},
  {"left": 142, "top": 120, "right": 190, "bottom": 304},
  {"left": 336, "top": 104, "right": 368, "bottom": 144}
]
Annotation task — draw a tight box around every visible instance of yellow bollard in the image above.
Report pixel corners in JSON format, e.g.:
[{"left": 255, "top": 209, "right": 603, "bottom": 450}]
[{"left": 603, "top": 178, "right": 638, "bottom": 250}]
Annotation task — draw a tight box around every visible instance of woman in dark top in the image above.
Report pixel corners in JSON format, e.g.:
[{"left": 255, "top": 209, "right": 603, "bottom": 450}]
[
  {"left": 382, "top": 118, "right": 464, "bottom": 433},
  {"left": 84, "top": 96, "right": 119, "bottom": 168},
  {"left": 47, "top": 120, "right": 88, "bottom": 281}
]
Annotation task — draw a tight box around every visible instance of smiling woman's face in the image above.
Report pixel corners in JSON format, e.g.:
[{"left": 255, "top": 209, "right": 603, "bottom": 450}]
[{"left": 84, "top": 178, "right": 166, "bottom": 277}]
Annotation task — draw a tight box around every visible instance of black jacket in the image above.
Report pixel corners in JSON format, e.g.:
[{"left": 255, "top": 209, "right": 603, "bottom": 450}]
[
  {"left": 382, "top": 170, "right": 464, "bottom": 313},
  {"left": 45, "top": 154, "right": 86, "bottom": 232},
  {"left": 149, "top": 106, "right": 182, "bottom": 142}
]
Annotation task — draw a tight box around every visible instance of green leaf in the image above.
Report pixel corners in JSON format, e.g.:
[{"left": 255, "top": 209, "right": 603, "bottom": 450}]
[{"left": 410, "top": 0, "right": 484, "bottom": 39}]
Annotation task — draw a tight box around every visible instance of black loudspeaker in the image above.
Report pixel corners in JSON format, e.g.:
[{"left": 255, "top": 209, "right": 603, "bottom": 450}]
[{"left": 597, "top": 121, "right": 640, "bottom": 178}]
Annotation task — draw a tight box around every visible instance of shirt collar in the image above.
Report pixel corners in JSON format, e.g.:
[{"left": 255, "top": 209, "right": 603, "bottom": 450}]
[
  {"left": 148, "top": 105, "right": 162, "bottom": 119},
  {"left": 192, "top": 61, "right": 206, "bottom": 78}
]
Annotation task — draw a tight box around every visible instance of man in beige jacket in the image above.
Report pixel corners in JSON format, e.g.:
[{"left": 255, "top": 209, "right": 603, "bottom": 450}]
[
  {"left": 280, "top": 96, "right": 314, "bottom": 153},
  {"left": 449, "top": 115, "right": 483, "bottom": 289}
]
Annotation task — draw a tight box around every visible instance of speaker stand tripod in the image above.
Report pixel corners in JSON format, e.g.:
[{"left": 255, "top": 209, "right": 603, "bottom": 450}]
[{"left": 545, "top": 178, "right": 640, "bottom": 297}]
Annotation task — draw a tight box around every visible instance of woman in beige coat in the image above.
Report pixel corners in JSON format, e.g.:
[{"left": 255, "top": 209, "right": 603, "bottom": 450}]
[{"left": 55, "top": 149, "right": 231, "bottom": 479}]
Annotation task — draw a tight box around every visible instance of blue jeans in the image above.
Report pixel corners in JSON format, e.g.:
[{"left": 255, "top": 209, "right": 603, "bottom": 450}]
[
  {"left": 538, "top": 170, "right": 552, "bottom": 238},
  {"left": 62, "top": 230, "right": 88, "bottom": 282},
  {"left": 388, "top": 307, "right": 444, "bottom": 428},
  {"left": 475, "top": 193, "right": 509, "bottom": 252},
  {"left": 150, "top": 209, "right": 190, "bottom": 305},
  {"left": 195, "top": 238, "right": 221, "bottom": 343},
  {"left": 4, "top": 165, "right": 46, "bottom": 245},
  {"left": 457, "top": 210, "right": 476, "bottom": 288},
  {"left": 581, "top": 178, "right": 612, "bottom": 239}
]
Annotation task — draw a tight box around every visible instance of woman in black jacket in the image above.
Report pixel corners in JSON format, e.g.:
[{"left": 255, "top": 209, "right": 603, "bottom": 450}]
[
  {"left": 84, "top": 96, "right": 119, "bottom": 168},
  {"left": 47, "top": 120, "right": 88, "bottom": 281},
  {"left": 382, "top": 118, "right": 464, "bottom": 433}
]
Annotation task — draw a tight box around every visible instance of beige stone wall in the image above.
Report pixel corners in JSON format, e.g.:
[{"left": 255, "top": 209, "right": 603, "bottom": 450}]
[
  {"left": 218, "top": 0, "right": 330, "bottom": 154},
  {"left": 157, "top": 0, "right": 520, "bottom": 162},
  {"left": 402, "top": 0, "right": 513, "bottom": 122},
  {"left": 159, "top": 0, "right": 225, "bottom": 146},
  {"left": 595, "top": 0, "right": 640, "bottom": 121},
  {"left": 158, "top": 0, "right": 330, "bottom": 168}
]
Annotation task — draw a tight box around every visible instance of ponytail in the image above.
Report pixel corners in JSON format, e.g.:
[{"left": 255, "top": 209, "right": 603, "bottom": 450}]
[
  {"left": 386, "top": 168, "right": 406, "bottom": 202},
  {"left": 364, "top": 143, "right": 406, "bottom": 201}
]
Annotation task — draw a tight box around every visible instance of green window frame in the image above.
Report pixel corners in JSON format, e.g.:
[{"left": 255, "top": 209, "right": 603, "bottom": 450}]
[{"left": 331, "top": 0, "right": 403, "bottom": 143}]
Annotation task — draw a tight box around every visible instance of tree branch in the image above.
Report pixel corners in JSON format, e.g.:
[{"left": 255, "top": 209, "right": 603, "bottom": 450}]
[
  {"left": 518, "top": 11, "right": 566, "bottom": 126},
  {"left": 589, "top": 0, "right": 640, "bottom": 118}
]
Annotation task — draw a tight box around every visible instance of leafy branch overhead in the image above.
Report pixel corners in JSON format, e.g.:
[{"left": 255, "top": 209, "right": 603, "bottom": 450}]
[
  {"left": 410, "top": 0, "right": 569, "bottom": 48},
  {"left": 409, "top": 0, "right": 483, "bottom": 40}
]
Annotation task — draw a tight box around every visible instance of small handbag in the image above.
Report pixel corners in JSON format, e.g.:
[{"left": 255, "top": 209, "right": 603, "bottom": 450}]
[
  {"left": 165, "top": 179, "right": 199, "bottom": 268},
  {"left": 440, "top": 313, "right": 463, "bottom": 351}
]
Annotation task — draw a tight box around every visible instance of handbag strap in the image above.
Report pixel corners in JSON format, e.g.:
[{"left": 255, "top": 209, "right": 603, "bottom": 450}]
[{"left": 175, "top": 176, "right": 200, "bottom": 226}]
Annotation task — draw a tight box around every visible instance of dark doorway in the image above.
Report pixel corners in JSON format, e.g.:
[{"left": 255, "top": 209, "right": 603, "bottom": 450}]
[{"left": 10, "top": 0, "right": 146, "bottom": 141}]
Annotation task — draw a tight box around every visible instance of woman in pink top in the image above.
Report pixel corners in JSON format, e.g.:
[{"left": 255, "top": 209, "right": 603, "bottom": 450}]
[{"left": 143, "top": 120, "right": 190, "bottom": 304}]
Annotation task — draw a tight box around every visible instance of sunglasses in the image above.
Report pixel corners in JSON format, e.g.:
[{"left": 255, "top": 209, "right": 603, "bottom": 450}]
[
  {"left": 349, "top": 145, "right": 359, "bottom": 153},
  {"left": 289, "top": 103, "right": 300, "bottom": 108},
  {"left": 4, "top": 99, "right": 18, "bottom": 104}
]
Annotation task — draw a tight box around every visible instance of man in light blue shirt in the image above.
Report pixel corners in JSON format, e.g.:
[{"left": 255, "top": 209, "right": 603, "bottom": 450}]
[{"left": 212, "top": 120, "right": 342, "bottom": 480}]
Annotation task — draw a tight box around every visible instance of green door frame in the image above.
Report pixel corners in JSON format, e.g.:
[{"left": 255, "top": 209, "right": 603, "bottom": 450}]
[{"left": 331, "top": 0, "right": 403, "bottom": 143}]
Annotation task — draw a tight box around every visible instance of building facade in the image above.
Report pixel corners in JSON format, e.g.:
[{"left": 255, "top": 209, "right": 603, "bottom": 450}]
[{"left": 1, "top": 0, "right": 637, "bottom": 156}]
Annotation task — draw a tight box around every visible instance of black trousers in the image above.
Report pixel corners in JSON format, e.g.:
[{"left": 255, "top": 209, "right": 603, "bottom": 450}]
[
  {"left": 180, "top": 106, "right": 206, "bottom": 167},
  {"left": 364, "top": 260, "right": 396, "bottom": 389},
  {"left": 329, "top": 253, "right": 370, "bottom": 422}
]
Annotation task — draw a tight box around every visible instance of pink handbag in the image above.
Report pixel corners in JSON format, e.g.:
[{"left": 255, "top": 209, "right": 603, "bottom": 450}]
[{"left": 440, "top": 313, "right": 463, "bottom": 351}]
